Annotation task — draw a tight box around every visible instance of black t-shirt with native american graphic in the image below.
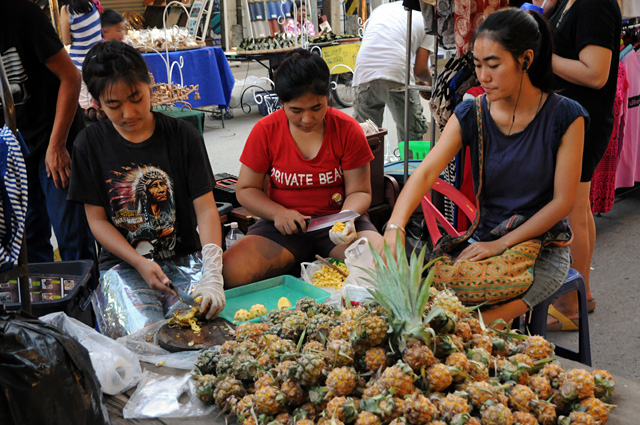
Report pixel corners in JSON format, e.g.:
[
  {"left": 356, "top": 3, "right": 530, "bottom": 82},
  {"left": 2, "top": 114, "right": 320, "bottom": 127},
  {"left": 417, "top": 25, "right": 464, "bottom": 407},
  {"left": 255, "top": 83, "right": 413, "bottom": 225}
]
[{"left": 68, "top": 112, "right": 215, "bottom": 269}]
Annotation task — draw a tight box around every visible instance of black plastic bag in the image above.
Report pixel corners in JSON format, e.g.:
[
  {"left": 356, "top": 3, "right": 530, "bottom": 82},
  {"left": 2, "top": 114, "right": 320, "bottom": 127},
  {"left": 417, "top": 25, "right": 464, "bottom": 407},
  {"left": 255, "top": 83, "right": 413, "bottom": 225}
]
[{"left": 0, "top": 307, "right": 110, "bottom": 425}]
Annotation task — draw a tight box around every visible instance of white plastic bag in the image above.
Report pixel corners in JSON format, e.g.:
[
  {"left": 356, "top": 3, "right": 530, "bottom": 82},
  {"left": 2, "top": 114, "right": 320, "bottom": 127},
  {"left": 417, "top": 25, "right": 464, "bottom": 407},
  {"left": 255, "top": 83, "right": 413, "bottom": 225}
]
[
  {"left": 40, "top": 312, "right": 142, "bottom": 395},
  {"left": 123, "top": 370, "right": 215, "bottom": 418},
  {"left": 341, "top": 237, "right": 377, "bottom": 305},
  {"left": 300, "top": 260, "right": 344, "bottom": 309}
]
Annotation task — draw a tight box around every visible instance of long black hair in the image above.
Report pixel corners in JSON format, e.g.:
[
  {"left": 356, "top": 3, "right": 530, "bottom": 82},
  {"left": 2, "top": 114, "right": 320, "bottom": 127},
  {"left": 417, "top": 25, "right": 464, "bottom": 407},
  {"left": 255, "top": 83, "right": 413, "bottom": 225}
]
[
  {"left": 474, "top": 8, "right": 554, "bottom": 92},
  {"left": 82, "top": 41, "right": 151, "bottom": 103},
  {"left": 61, "top": 0, "right": 95, "bottom": 15},
  {"left": 274, "top": 48, "right": 330, "bottom": 103}
]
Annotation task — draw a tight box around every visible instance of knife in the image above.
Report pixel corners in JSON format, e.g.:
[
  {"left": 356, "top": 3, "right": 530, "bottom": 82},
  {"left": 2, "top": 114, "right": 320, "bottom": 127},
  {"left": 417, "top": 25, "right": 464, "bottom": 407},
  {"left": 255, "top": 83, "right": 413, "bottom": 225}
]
[
  {"left": 306, "top": 210, "right": 361, "bottom": 232},
  {"left": 168, "top": 283, "right": 199, "bottom": 307}
]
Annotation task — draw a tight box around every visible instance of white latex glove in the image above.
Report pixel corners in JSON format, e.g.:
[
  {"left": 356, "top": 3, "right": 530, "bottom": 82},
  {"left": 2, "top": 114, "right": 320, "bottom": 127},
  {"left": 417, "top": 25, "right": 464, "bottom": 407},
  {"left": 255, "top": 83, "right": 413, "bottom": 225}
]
[
  {"left": 329, "top": 219, "right": 357, "bottom": 245},
  {"left": 191, "top": 243, "right": 225, "bottom": 320}
]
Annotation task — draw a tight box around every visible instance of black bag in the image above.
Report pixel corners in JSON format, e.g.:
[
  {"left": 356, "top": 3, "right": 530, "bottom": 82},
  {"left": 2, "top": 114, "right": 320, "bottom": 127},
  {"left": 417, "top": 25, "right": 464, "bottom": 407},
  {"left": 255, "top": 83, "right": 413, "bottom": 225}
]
[{"left": 0, "top": 306, "right": 110, "bottom": 425}]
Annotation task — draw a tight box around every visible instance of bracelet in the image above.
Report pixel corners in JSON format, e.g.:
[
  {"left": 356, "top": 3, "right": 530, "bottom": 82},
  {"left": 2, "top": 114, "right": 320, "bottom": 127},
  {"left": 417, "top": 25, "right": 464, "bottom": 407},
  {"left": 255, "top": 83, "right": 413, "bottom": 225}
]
[{"left": 386, "top": 224, "right": 406, "bottom": 234}]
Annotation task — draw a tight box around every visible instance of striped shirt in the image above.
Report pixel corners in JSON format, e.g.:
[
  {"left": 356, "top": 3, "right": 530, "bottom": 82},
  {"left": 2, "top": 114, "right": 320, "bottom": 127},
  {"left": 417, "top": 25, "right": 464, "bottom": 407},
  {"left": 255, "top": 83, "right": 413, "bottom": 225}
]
[{"left": 68, "top": 4, "right": 102, "bottom": 69}]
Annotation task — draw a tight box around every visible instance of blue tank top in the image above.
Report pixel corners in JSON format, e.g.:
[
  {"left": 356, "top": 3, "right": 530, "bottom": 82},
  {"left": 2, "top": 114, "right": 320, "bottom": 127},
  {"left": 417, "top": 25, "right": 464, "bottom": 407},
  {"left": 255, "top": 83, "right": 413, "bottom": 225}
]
[
  {"left": 454, "top": 93, "right": 589, "bottom": 240},
  {"left": 68, "top": 4, "right": 102, "bottom": 69}
]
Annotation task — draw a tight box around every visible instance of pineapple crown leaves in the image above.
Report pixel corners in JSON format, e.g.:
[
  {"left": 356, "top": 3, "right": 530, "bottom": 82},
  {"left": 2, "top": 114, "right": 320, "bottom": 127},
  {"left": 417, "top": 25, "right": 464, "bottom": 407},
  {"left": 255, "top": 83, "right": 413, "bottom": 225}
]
[{"left": 364, "top": 234, "right": 439, "bottom": 351}]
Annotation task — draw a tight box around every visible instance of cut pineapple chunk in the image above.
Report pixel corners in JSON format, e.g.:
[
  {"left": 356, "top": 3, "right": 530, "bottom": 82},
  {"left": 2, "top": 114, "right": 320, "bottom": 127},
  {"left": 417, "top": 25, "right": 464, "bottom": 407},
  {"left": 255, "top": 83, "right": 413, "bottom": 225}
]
[
  {"left": 249, "top": 304, "right": 268, "bottom": 318},
  {"left": 277, "top": 296, "right": 292, "bottom": 309},
  {"left": 234, "top": 308, "right": 252, "bottom": 322}
]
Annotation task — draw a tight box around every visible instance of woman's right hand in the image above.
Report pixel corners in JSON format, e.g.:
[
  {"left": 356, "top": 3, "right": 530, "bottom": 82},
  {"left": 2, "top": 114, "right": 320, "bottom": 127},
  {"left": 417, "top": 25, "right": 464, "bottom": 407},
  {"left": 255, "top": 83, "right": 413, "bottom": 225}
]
[
  {"left": 273, "top": 208, "right": 311, "bottom": 235},
  {"left": 136, "top": 258, "right": 174, "bottom": 294}
]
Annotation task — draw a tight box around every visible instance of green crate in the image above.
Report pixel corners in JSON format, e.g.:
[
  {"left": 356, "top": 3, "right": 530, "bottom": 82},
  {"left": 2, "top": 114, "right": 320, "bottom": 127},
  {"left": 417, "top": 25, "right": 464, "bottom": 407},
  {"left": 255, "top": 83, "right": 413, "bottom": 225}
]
[
  {"left": 219, "top": 275, "right": 331, "bottom": 323},
  {"left": 398, "top": 141, "right": 432, "bottom": 161}
]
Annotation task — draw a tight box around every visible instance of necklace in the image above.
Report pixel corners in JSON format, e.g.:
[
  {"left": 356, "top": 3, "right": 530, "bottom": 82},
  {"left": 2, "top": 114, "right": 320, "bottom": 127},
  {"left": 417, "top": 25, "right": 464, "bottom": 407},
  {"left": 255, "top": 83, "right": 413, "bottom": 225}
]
[{"left": 555, "top": 0, "right": 575, "bottom": 28}]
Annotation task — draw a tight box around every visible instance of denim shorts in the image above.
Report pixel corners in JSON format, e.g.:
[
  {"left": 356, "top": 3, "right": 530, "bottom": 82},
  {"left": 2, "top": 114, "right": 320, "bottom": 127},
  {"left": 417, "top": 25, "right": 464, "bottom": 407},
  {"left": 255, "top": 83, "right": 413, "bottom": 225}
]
[
  {"left": 247, "top": 215, "right": 377, "bottom": 264},
  {"left": 521, "top": 244, "right": 571, "bottom": 309}
]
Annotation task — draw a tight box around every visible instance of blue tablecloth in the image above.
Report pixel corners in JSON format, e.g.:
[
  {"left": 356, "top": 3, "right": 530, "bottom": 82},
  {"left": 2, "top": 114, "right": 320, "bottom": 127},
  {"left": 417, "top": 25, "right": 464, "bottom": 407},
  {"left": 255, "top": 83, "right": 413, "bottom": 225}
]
[{"left": 142, "top": 47, "right": 235, "bottom": 108}]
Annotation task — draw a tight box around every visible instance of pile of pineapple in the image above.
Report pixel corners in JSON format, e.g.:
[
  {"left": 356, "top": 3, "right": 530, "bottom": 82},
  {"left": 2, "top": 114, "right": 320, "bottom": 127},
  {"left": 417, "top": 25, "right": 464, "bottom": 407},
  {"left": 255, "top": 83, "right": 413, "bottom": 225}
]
[{"left": 192, "top": 241, "right": 616, "bottom": 425}]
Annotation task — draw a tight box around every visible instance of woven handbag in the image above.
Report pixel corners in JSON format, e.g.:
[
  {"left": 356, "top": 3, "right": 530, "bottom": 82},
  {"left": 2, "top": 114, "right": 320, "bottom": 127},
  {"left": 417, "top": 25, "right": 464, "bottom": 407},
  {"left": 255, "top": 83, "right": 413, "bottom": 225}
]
[{"left": 430, "top": 96, "right": 542, "bottom": 305}]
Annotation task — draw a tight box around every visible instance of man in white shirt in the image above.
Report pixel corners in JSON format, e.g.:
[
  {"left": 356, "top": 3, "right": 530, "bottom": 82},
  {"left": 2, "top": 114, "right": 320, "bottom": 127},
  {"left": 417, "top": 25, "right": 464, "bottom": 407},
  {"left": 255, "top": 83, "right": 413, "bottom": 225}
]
[{"left": 353, "top": 1, "right": 434, "bottom": 143}]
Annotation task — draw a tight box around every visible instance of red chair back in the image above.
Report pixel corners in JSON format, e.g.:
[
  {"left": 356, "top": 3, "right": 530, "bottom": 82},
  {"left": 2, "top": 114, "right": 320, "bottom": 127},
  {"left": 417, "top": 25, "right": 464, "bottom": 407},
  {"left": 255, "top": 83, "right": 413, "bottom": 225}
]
[{"left": 420, "top": 178, "right": 477, "bottom": 245}]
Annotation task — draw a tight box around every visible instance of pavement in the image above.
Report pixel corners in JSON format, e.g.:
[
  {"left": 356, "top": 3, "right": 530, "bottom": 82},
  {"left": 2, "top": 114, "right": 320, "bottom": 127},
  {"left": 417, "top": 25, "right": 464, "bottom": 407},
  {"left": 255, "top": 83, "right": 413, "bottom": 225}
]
[{"left": 201, "top": 60, "right": 640, "bottom": 383}]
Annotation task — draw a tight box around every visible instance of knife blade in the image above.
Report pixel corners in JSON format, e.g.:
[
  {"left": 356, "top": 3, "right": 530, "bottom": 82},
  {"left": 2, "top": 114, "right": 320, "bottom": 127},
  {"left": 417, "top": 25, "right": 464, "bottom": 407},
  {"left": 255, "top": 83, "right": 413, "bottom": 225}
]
[
  {"left": 306, "top": 210, "right": 361, "bottom": 232},
  {"left": 168, "top": 283, "right": 199, "bottom": 307}
]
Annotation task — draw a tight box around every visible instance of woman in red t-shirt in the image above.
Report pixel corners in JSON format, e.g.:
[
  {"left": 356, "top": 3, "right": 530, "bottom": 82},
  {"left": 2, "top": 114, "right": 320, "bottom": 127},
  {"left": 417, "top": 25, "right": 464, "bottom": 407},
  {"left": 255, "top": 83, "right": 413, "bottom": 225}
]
[{"left": 223, "top": 49, "right": 383, "bottom": 287}]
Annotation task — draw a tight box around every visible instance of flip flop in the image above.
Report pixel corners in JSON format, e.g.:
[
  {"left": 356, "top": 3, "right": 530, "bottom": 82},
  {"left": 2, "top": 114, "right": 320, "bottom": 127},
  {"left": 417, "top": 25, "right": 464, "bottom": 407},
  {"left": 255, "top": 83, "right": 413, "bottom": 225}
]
[
  {"left": 547, "top": 305, "right": 579, "bottom": 332},
  {"left": 587, "top": 298, "right": 596, "bottom": 314}
]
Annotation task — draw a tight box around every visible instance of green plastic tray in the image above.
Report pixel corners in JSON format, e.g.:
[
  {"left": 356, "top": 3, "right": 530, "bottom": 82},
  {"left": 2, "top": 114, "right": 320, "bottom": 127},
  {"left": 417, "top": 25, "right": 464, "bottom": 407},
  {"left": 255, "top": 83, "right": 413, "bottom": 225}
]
[{"left": 220, "top": 275, "right": 331, "bottom": 323}]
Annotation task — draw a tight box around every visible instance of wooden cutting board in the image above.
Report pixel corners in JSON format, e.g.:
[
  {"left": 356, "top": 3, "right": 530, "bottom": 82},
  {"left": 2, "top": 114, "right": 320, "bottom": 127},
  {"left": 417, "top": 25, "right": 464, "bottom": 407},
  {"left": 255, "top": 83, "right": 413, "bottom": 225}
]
[{"left": 157, "top": 317, "right": 235, "bottom": 353}]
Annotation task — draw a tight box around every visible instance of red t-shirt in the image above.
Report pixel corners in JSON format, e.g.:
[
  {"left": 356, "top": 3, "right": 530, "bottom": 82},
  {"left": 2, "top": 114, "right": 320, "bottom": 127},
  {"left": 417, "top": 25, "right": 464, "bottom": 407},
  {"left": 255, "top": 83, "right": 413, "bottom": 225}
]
[{"left": 240, "top": 107, "right": 374, "bottom": 216}]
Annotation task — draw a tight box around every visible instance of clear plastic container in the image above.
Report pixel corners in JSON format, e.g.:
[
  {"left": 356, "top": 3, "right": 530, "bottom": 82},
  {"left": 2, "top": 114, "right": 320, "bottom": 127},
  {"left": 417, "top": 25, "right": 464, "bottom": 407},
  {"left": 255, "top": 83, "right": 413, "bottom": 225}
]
[{"left": 225, "top": 222, "right": 244, "bottom": 250}]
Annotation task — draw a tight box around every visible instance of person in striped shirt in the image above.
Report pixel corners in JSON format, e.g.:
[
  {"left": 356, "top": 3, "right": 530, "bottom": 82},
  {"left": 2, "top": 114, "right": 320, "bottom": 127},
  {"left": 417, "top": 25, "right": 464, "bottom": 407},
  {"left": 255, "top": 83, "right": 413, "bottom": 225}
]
[{"left": 60, "top": 0, "right": 102, "bottom": 118}]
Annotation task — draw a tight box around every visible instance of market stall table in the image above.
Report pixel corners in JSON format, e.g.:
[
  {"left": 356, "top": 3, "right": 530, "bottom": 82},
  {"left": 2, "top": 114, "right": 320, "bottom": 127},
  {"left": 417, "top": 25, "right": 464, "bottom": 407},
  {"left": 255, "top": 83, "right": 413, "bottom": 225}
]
[
  {"left": 143, "top": 47, "right": 235, "bottom": 109},
  {"left": 154, "top": 106, "right": 205, "bottom": 136},
  {"left": 106, "top": 359, "right": 639, "bottom": 424}
]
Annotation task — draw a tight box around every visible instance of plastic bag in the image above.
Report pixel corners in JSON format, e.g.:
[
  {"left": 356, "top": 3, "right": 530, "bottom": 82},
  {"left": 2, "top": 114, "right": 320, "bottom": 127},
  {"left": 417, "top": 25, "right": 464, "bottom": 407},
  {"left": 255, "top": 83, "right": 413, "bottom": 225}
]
[
  {"left": 123, "top": 370, "right": 216, "bottom": 419},
  {"left": 343, "top": 237, "right": 376, "bottom": 288},
  {"left": 300, "top": 260, "right": 343, "bottom": 308},
  {"left": 40, "top": 311, "right": 142, "bottom": 395},
  {"left": 0, "top": 308, "right": 110, "bottom": 425}
]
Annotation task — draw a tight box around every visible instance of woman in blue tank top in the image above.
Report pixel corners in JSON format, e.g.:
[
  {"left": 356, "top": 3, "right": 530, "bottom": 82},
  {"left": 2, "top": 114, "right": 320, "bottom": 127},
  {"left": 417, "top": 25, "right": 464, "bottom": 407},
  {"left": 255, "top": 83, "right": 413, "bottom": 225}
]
[
  {"left": 381, "top": 8, "right": 588, "bottom": 325},
  {"left": 60, "top": 0, "right": 102, "bottom": 113}
]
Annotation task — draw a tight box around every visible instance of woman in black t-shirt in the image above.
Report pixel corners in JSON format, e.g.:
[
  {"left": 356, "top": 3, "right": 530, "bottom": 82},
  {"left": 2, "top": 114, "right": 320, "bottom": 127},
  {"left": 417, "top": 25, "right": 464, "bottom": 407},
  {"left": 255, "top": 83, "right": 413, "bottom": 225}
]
[
  {"left": 534, "top": 0, "right": 621, "bottom": 329},
  {"left": 69, "top": 41, "right": 226, "bottom": 337}
]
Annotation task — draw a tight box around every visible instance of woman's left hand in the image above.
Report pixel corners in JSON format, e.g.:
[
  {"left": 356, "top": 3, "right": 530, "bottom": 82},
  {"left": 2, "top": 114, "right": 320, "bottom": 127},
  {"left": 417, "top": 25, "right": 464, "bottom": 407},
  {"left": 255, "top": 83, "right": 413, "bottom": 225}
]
[{"left": 456, "top": 240, "right": 508, "bottom": 262}]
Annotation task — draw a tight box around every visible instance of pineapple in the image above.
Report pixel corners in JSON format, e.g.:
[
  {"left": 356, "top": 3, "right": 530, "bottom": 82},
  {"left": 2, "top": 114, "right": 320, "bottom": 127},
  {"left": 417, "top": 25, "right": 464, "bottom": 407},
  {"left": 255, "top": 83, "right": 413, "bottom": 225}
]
[
  {"left": 296, "top": 421, "right": 314, "bottom": 425},
  {"left": 465, "top": 381, "right": 498, "bottom": 409},
  {"left": 362, "top": 380, "right": 385, "bottom": 401},
  {"left": 297, "top": 297, "right": 334, "bottom": 317},
  {"left": 215, "top": 353, "right": 235, "bottom": 376},
  {"left": 363, "top": 346, "right": 389, "bottom": 372},
  {"left": 430, "top": 288, "right": 467, "bottom": 320},
  {"left": 541, "top": 362, "right": 565, "bottom": 388},
  {"left": 214, "top": 376, "right": 246, "bottom": 409},
  {"left": 522, "top": 335, "right": 555, "bottom": 361},
  {"left": 455, "top": 321, "right": 473, "bottom": 342},
  {"left": 282, "top": 310, "right": 309, "bottom": 340},
  {"left": 195, "top": 349, "right": 218, "bottom": 375},
  {"left": 532, "top": 399, "right": 557, "bottom": 425},
  {"left": 281, "top": 379, "right": 307, "bottom": 407},
  {"left": 266, "top": 337, "right": 297, "bottom": 362},
  {"left": 354, "top": 411, "right": 382, "bottom": 425},
  {"left": 304, "top": 340, "right": 327, "bottom": 354},
  {"left": 324, "top": 396, "right": 359, "bottom": 423},
  {"left": 220, "top": 340, "right": 239, "bottom": 355},
  {"left": 235, "top": 394, "right": 257, "bottom": 420},
  {"left": 330, "top": 320, "right": 357, "bottom": 341},
  {"left": 578, "top": 397, "right": 611, "bottom": 424},
  {"left": 511, "top": 411, "right": 538, "bottom": 425},
  {"left": 528, "top": 374, "right": 553, "bottom": 400},
  {"left": 289, "top": 352, "right": 327, "bottom": 387},
  {"left": 355, "top": 313, "right": 389, "bottom": 348},
  {"left": 592, "top": 369, "right": 615, "bottom": 401},
  {"left": 435, "top": 334, "right": 465, "bottom": 359},
  {"left": 278, "top": 297, "right": 292, "bottom": 309},
  {"left": 236, "top": 322, "right": 254, "bottom": 341},
  {"left": 426, "top": 363, "right": 453, "bottom": 392},
  {"left": 466, "top": 347, "right": 492, "bottom": 367},
  {"left": 404, "top": 392, "right": 437, "bottom": 425},
  {"left": 195, "top": 374, "right": 217, "bottom": 404},
  {"left": 379, "top": 361, "right": 416, "bottom": 397},
  {"left": 471, "top": 333, "right": 494, "bottom": 353},
  {"left": 326, "top": 338, "right": 355, "bottom": 368},
  {"left": 445, "top": 352, "right": 472, "bottom": 374},
  {"left": 480, "top": 402, "right": 514, "bottom": 425},
  {"left": 318, "top": 417, "right": 346, "bottom": 425},
  {"left": 437, "top": 392, "right": 470, "bottom": 422},
  {"left": 360, "top": 393, "right": 398, "bottom": 422},
  {"left": 249, "top": 322, "right": 271, "bottom": 340},
  {"left": 341, "top": 305, "right": 367, "bottom": 322},
  {"left": 255, "top": 385, "right": 285, "bottom": 415},
  {"left": 559, "top": 411, "right": 597, "bottom": 424},
  {"left": 307, "top": 314, "right": 340, "bottom": 342},
  {"left": 559, "top": 369, "right": 595, "bottom": 400},
  {"left": 327, "top": 367, "right": 359, "bottom": 397},
  {"left": 508, "top": 384, "right": 537, "bottom": 413},
  {"left": 294, "top": 402, "right": 318, "bottom": 420},
  {"left": 403, "top": 340, "right": 436, "bottom": 372},
  {"left": 274, "top": 412, "right": 293, "bottom": 425},
  {"left": 255, "top": 371, "right": 279, "bottom": 389},
  {"left": 232, "top": 353, "right": 262, "bottom": 380},
  {"left": 468, "top": 360, "right": 490, "bottom": 382},
  {"left": 237, "top": 340, "right": 261, "bottom": 357}
]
